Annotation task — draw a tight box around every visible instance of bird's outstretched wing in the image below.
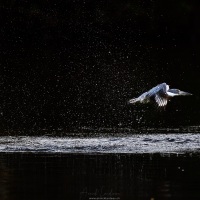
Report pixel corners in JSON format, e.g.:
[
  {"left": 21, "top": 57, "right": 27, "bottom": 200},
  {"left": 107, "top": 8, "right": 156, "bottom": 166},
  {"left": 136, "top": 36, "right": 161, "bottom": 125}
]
[
  {"left": 146, "top": 83, "right": 168, "bottom": 98},
  {"left": 129, "top": 83, "right": 169, "bottom": 106},
  {"left": 129, "top": 92, "right": 148, "bottom": 104}
]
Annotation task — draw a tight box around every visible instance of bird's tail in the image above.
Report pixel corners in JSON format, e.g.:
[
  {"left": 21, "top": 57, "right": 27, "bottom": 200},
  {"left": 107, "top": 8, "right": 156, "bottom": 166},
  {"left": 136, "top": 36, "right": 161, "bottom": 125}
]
[{"left": 128, "top": 97, "right": 139, "bottom": 104}]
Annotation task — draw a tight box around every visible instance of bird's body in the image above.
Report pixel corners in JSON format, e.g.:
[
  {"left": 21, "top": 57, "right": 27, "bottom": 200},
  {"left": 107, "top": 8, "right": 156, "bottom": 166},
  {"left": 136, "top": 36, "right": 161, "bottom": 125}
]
[{"left": 129, "top": 83, "right": 192, "bottom": 107}]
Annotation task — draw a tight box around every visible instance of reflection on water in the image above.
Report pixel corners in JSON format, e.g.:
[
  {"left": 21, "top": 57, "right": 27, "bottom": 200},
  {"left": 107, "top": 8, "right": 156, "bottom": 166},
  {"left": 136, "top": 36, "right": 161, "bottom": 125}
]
[{"left": 0, "top": 153, "right": 200, "bottom": 199}]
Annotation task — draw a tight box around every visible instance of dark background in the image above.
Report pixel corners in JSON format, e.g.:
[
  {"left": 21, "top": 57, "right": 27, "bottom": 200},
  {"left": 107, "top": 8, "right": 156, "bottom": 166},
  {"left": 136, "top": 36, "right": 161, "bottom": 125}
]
[
  {"left": 1, "top": 0, "right": 200, "bottom": 134},
  {"left": 1, "top": 153, "right": 200, "bottom": 200}
]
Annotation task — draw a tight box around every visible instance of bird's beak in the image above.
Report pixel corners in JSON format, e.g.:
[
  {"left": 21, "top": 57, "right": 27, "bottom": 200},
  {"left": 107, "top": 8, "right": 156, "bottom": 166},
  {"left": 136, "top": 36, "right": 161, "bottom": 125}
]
[{"left": 179, "top": 90, "right": 193, "bottom": 96}]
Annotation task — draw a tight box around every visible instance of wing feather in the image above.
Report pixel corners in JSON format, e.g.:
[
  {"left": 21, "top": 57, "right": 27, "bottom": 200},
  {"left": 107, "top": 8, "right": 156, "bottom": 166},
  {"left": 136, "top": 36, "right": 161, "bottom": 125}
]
[
  {"left": 146, "top": 83, "right": 168, "bottom": 98},
  {"left": 155, "top": 94, "right": 168, "bottom": 107}
]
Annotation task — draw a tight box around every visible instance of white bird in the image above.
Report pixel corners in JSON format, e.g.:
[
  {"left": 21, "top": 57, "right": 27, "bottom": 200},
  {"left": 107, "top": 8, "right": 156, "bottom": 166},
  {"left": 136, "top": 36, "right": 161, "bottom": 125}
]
[{"left": 129, "top": 83, "right": 192, "bottom": 107}]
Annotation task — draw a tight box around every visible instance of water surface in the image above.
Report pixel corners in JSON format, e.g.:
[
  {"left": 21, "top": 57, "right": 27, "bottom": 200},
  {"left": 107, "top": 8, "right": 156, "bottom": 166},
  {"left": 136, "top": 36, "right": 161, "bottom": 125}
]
[
  {"left": 0, "top": 133, "right": 200, "bottom": 153},
  {"left": 0, "top": 153, "right": 200, "bottom": 200},
  {"left": 0, "top": 134, "right": 200, "bottom": 199}
]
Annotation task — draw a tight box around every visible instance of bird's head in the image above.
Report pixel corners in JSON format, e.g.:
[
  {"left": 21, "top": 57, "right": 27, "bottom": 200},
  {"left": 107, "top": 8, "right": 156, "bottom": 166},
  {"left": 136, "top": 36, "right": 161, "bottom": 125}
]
[{"left": 167, "top": 89, "right": 192, "bottom": 96}]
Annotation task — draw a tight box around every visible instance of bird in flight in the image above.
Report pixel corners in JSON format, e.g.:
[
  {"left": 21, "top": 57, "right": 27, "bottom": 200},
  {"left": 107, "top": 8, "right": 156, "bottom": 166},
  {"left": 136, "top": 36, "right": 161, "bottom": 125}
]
[{"left": 129, "top": 83, "right": 192, "bottom": 107}]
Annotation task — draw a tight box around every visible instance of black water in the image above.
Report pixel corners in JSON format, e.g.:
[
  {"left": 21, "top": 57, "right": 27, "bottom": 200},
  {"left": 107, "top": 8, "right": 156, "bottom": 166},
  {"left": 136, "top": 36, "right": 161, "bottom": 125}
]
[{"left": 0, "top": 152, "right": 200, "bottom": 200}]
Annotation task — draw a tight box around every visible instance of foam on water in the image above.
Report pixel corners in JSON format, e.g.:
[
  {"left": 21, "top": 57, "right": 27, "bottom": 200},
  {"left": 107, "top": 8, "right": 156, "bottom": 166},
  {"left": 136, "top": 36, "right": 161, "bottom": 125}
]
[{"left": 0, "top": 134, "right": 200, "bottom": 153}]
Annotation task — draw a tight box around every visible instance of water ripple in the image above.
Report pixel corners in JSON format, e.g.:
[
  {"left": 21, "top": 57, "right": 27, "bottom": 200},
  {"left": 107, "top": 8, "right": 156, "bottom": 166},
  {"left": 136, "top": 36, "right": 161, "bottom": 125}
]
[{"left": 0, "top": 134, "right": 200, "bottom": 153}]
